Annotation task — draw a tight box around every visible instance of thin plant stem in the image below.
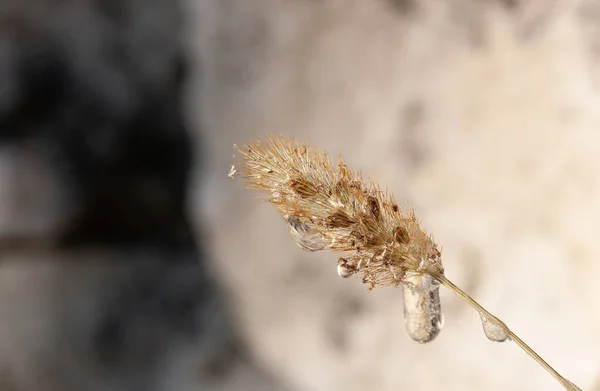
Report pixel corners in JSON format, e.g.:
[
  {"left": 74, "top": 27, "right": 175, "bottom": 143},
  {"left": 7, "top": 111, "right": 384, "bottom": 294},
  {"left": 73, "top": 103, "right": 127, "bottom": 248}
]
[{"left": 432, "top": 272, "right": 581, "bottom": 391}]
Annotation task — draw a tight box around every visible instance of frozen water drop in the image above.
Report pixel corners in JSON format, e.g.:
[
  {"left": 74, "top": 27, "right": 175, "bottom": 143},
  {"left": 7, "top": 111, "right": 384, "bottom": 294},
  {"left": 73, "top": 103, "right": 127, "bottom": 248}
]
[
  {"left": 337, "top": 263, "right": 354, "bottom": 278},
  {"left": 402, "top": 273, "right": 444, "bottom": 343},
  {"left": 479, "top": 312, "right": 510, "bottom": 342},
  {"left": 336, "top": 258, "right": 355, "bottom": 278},
  {"left": 284, "top": 216, "right": 329, "bottom": 252}
]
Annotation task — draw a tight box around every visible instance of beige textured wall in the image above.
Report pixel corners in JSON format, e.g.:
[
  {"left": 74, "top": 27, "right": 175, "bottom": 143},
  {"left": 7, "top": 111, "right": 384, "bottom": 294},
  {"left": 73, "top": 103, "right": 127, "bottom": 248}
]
[{"left": 188, "top": 1, "right": 600, "bottom": 390}]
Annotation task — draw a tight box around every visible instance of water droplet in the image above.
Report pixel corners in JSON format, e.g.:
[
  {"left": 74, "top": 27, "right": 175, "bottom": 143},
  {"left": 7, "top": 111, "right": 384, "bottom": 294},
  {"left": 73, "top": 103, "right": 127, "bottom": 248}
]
[
  {"left": 402, "top": 273, "right": 444, "bottom": 343},
  {"left": 336, "top": 258, "right": 355, "bottom": 278},
  {"left": 337, "top": 264, "right": 354, "bottom": 278},
  {"left": 284, "top": 216, "right": 329, "bottom": 252},
  {"left": 479, "top": 312, "right": 510, "bottom": 342}
]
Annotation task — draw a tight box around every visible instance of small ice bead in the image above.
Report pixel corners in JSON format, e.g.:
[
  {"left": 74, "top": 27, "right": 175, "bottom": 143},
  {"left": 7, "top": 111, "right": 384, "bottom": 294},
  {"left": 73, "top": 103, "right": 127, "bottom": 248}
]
[
  {"left": 284, "top": 216, "right": 329, "bottom": 252},
  {"left": 402, "top": 273, "right": 444, "bottom": 343},
  {"left": 479, "top": 313, "right": 509, "bottom": 342},
  {"left": 337, "top": 263, "right": 354, "bottom": 278}
]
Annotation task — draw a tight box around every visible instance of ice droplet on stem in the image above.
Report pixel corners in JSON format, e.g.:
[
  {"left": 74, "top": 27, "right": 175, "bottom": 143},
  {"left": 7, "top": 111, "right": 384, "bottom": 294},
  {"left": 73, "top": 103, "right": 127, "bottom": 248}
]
[
  {"left": 402, "top": 273, "right": 444, "bottom": 343},
  {"left": 479, "top": 312, "right": 510, "bottom": 342},
  {"left": 284, "top": 216, "right": 329, "bottom": 252},
  {"left": 337, "top": 258, "right": 355, "bottom": 278}
]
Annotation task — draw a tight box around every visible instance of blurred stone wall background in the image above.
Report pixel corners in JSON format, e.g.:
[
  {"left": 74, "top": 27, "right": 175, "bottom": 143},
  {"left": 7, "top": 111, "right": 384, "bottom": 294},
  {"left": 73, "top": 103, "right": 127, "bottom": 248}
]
[{"left": 189, "top": 0, "right": 600, "bottom": 390}]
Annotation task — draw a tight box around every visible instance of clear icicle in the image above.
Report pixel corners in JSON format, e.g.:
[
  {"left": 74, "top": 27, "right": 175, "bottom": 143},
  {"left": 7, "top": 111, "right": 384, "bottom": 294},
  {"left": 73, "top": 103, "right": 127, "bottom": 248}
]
[
  {"left": 479, "top": 312, "right": 510, "bottom": 342},
  {"left": 402, "top": 273, "right": 444, "bottom": 343}
]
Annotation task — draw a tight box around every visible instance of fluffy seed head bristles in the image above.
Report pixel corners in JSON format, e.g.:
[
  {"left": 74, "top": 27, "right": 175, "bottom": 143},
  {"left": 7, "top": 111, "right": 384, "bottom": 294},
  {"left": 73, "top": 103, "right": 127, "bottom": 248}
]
[{"left": 235, "top": 134, "right": 444, "bottom": 289}]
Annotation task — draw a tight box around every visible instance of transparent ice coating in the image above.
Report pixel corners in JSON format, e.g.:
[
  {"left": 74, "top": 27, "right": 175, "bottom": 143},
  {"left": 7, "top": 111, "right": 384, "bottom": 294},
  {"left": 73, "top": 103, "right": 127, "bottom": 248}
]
[
  {"left": 402, "top": 273, "right": 444, "bottom": 343},
  {"left": 479, "top": 312, "right": 510, "bottom": 342},
  {"left": 284, "top": 215, "right": 329, "bottom": 252},
  {"left": 336, "top": 262, "right": 355, "bottom": 278}
]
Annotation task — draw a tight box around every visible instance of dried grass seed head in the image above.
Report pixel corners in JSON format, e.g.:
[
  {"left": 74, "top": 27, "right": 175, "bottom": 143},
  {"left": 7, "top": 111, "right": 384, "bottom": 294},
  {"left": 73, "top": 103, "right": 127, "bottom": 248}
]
[{"left": 235, "top": 134, "right": 444, "bottom": 289}]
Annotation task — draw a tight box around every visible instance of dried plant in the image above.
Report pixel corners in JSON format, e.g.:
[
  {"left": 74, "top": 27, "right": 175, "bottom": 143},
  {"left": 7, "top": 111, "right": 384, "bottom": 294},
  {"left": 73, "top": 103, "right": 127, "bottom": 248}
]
[{"left": 231, "top": 134, "right": 581, "bottom": 391}]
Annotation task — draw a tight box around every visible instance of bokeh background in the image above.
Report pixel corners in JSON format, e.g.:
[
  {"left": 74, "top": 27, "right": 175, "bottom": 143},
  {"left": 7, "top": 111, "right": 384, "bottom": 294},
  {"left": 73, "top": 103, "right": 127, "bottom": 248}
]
[{"left": 1, "top": 0, "right": 599, "bottom": 390}]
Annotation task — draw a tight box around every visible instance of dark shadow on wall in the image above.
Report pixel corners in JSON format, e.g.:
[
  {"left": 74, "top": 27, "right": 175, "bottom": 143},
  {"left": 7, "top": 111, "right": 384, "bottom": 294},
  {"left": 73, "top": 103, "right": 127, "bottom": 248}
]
[{"left": 0, "top": 1, "right": 286, "bottom": 390}]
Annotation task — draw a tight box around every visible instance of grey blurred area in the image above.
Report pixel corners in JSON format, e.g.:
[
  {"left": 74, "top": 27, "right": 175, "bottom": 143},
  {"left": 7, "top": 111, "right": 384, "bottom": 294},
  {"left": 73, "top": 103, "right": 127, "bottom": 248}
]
[{"left": 0, "top": 1, "right": 284, "bottom": 391}]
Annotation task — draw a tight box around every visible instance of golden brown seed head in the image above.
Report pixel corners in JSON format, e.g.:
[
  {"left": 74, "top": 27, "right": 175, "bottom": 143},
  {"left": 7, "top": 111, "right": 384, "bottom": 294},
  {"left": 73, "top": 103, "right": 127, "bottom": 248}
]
[{"left": 234, "top": 134, "right": 444, "bottom": 288}]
